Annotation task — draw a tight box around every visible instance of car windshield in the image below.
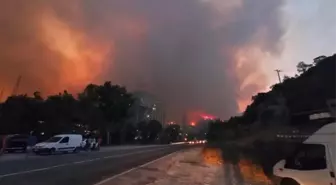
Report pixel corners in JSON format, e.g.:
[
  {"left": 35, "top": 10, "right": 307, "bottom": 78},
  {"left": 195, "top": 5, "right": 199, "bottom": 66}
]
[{"left": 44, "top": 136, "right": 62, "bottom": 143}]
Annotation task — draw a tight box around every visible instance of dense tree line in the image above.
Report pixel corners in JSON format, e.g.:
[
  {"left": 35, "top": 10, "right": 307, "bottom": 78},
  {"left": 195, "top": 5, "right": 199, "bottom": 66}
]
[{"left": 0, "top": 82, "right": 181, "bottom": 144}]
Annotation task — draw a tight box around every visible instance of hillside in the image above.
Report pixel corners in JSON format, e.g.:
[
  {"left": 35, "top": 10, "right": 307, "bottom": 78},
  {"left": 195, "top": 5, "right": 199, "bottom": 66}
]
[
  {"left": 242, "top": 54, "right": 336, "bottom": 126},
  {"left": 207, "top": 54, "right": 336, "bottom": 143}
]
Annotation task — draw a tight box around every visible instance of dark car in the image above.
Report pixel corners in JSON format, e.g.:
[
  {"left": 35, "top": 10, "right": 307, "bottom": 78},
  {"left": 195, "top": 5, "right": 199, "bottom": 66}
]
[{"left": 5, "top": 135, "right": 29, "bottom": 153}]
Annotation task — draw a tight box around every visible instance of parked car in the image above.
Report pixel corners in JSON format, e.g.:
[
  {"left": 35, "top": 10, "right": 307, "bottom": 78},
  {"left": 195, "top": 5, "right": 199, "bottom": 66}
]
[
  {"left": 33, "top": 134, "right": 82, "bottom": 155},
  {"left": 5, "top": 134, "right": 29, "bottom": 153}
]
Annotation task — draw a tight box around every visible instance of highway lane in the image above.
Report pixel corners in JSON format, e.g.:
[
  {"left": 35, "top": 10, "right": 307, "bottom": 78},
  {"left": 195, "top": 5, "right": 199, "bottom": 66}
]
[{"left": 0, "top": 144, "right": 192, "bottom": 185}]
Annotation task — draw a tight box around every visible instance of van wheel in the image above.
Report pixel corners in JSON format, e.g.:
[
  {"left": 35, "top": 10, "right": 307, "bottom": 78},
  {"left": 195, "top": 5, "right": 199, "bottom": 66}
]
[
  {"left": 280, "top": 178, "right": 300, "bottom": 185},
  {"left": 49, "top": 148, "right": 56, "bottom": 155}
]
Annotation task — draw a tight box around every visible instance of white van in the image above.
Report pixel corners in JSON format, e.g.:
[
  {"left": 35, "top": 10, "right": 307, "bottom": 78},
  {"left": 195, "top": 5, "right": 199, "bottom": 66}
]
[
  {"left": 273, "top": 123, "right": 336, "bottom": 185},
  {"left": 33, "top": 134, "right": 82, "bottom": 154}
]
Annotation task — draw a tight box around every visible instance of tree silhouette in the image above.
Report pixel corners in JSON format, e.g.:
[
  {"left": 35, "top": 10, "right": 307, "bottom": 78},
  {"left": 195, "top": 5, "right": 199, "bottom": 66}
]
[
  {"left": 313, "top": 55, "right": 326, "bottom": 65},
  {"left": 161, "top": 124, "right": 181, "bottom": 143},
  {"left": 283, "top": 75, "right": 290, "bottom": 82},
  {"left": 296, "top": 61, "right": 312, "bottom": 74},
  {"left": 0, "top": 81, "right": 135, "bottom": 144}
]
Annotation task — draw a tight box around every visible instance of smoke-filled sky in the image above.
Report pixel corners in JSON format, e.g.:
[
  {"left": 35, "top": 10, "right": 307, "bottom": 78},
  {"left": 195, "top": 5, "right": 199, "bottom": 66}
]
[{"left": 0, "top": 0, "right": 335, "bottom": 121}]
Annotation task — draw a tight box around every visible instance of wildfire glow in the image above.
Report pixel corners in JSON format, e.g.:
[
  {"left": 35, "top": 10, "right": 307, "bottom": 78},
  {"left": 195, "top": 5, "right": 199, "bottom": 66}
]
[
  {"left": 39, "top": 9, "right": 112, "bottom": 91},
  {"left": 200, "top": 114, "right": 216, "bottom": 120},
  {"left": 188, "top": 111, "right": 217, "bottom": 123},
  {"left": 190, "top": 121, "right": 196, "bottom": 126},
  {"left": 0, "top": 0, "right": 282, "bottom": 122},
  {"left": 234, "top": 46, "right": 270, "bottom": 112},
  {"left": 168, "top": 121, "right": 176, "bottom": 125}
]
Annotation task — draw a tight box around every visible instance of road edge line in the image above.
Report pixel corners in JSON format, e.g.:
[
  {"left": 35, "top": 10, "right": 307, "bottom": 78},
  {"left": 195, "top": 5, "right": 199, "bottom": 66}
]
[{"left": 93, "top": 149, "right": 183, "bottom": 185}]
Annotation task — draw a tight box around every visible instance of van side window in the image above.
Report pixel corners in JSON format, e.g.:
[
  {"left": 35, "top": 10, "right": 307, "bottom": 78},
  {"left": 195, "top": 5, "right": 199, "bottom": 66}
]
[
  {"left": 285, "top": 144, "right": 327, "bottom": 170},
  {"left": 60, "top": 137, "right": 69, "bottom": 143}
]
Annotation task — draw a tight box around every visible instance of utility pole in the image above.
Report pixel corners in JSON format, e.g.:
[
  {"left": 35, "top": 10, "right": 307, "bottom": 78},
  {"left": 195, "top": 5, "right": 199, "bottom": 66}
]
[
  {"left": 0, "top": 89, "right": 3, "bottom": 102},
  {"left": 275, "top": 69, "right": 282, "bottom": 83},
  {"left": 12, "top": 75, "right": 22, "bottom": 96}
]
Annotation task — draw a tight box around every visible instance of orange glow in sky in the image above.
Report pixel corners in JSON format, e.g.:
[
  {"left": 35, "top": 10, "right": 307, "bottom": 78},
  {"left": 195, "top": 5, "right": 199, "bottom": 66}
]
[
  {"left": 39, "top": 9, "right": 111, "bottom": 92},
  {"left": 233, "top": 46, "right": 269, "bottom": 113},
  {"left": 0, "top": 0, "right": 286, "bottom": 123}
]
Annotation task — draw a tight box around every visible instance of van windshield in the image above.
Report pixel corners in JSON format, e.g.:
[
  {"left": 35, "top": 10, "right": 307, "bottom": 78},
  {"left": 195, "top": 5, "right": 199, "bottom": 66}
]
[
  {"left": 45, "top": 137, "right": 62, "bottom": 143},
  {"left": 285, "top": 143, "right": 327, "bottom": 170}
]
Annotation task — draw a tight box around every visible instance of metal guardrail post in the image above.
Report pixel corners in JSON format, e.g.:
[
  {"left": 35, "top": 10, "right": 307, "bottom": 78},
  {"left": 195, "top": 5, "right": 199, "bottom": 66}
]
[
  {"left": 327, "top": 99, "right": 336, "bottom": 117},
  {"left": 0, "top": 135, "right": 7, "bottom": 155}
]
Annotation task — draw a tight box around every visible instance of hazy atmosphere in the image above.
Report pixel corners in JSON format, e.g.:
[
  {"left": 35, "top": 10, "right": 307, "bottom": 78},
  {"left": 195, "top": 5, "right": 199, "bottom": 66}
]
[{"left": 0, "top": 0, "right": 334, "bottom": 121}]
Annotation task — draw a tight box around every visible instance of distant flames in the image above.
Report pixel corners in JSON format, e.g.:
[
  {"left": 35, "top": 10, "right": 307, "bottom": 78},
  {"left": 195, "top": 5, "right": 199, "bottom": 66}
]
[
  {"left": 200, "top": 114, "right": 216, "bottom": 120},
  {"left": 187, "top": 111, "right": 217, "bottom": 126}
]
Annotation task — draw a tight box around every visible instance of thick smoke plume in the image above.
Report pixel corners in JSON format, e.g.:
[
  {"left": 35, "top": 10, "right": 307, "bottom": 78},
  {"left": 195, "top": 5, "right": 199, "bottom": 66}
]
[{"left": 0, "top": 0, "right": 284, "bottom": 121}]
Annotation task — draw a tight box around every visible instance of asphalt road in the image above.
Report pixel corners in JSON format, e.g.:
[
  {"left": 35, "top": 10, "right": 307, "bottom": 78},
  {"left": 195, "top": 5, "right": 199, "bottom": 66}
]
[{"left": 0, "top": 144, "right": 192, "bottom": 185}]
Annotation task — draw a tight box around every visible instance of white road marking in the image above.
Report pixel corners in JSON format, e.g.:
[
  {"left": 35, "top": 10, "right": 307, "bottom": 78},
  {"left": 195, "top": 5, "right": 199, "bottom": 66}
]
[
  {"left": 93, "top": 150, "right": 181, "bottom": 185},
  {"left": 98, "top": 145, "right": 163, "bottom": 153},
  {"left": 170, "top": 142, "right": 186, "bottom": 145},
  {"left": 0, "top": 146, "right": 171, "bottom": 178}
]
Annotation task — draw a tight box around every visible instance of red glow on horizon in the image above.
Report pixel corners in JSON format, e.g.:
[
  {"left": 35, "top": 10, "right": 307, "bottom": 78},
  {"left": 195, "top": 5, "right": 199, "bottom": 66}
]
[
  {"left": 190, "top": 121, "right": 196, "bottom": 126},
  {"left": 188, "top": 111, "right": 217, "bottom": 123},
  {"left": 168, "top": 121, "right": 175, "bottom": 125},
  {"left": 200, "top": 113, "right": 216, "bottom": 120}
]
